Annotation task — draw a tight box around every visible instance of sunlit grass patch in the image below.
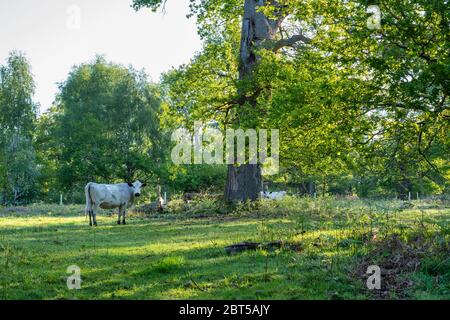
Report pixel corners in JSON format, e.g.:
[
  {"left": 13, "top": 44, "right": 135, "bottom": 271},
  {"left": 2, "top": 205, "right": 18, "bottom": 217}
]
[
  {"left": 0, "top": 199, "right": 448, "bottom": 300},
  {"left": 145, "top": 256, "right": 186, "bottom": 274}
]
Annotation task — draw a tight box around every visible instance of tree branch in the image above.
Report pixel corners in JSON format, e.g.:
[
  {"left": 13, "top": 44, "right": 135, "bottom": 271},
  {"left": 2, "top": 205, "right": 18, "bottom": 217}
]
[
  {"left": 417, "top": 128, "right": 446, "bottom": 185},
  {"left": 270, "top": 34, "right": 312, "bottom": 51}
]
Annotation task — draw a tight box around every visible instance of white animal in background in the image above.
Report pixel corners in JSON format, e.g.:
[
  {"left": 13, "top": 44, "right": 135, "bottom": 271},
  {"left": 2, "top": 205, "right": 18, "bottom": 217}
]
[
  {"left": 261, "top": 191, "right": 287, "bottom": 200},
  {"left": 85, "top": 180, "right": 147, "bottom": 226},
  {"left": 155, "top": 187, "right": 166, "bottom": 210},
  {"left": 147, "top": 186, "right": 167, "bottom": 212}
]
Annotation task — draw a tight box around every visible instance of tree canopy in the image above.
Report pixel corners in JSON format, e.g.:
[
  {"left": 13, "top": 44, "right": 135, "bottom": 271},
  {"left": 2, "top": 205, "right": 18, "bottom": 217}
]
[
  {"left": 0, "top": 52, "right": 38, "bottom": 204},
  {"left": 0, "top": 1, "right": 448, "bottom": 204},
  {"left": 36, "top": 57, "right": 162, "bottom": 202},
  {"left": 133, "top": 0, "right": 449, "bottom": 199}
]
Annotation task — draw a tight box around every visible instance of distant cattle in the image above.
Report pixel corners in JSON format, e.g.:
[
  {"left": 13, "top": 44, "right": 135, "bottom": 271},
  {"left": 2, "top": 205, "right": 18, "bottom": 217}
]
[
  {"left": 261, "top": 191, "right": 287, "bottom": 200},
  {"left": 85, "top": 180, "right": 147, "bottom": 226}
]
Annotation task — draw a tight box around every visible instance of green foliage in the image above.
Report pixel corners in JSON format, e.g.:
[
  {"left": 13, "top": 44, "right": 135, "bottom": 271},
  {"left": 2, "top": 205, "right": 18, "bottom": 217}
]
[
  {"left": 0, "top": 52, "right": 38, "bottom": 204},
  {"left": 3, "top": 134, "right": 38, "bottom": 204},
  {"left": 167, "top": 164, "right": 227, "bottom": 193},
  {"left": 1, "top": 0, "right": 448, "bottom": 203},
  {"left": 134, "top": 0, "right": 449, "bottom": 198},
  {"left": 0, "top": 51, "right": 37, "bottom": 138},
  {"left": 37, "top": 57, "right": 162, "bottom": 202}
]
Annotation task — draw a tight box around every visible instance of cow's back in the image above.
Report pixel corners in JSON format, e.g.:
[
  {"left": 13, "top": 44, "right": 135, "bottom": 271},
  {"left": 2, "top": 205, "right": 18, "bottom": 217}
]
[{"left": 90, "top": 183, "right": 133, "bottom": 208}]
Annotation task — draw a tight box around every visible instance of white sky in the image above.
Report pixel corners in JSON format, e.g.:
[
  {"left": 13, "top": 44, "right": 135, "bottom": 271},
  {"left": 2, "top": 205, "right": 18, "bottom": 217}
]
[{"left": 0, "top": 0, "right": 202, "bottom": 113}]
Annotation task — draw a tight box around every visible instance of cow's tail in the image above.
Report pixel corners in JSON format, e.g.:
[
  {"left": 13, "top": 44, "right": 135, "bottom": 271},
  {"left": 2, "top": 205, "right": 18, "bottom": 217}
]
[{"left": 85, "top": 183, "right": 94, "bottom": 219}]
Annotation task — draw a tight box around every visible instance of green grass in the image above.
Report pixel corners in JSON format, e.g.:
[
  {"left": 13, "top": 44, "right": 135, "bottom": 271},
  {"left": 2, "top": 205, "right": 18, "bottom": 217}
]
[{"left": 0, "top": 198, "right": 448, "bottom": 300}]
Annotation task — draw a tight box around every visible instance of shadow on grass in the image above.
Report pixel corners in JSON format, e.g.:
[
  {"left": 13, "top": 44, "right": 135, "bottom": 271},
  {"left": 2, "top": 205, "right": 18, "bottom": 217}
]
[{"left": 1, "top": 214, "right": 410, "bottom": 300}]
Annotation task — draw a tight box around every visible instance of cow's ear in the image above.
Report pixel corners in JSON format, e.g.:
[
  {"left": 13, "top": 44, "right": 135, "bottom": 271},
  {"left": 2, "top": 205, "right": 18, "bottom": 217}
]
[
  {"left": 128, "top": 182, "right": 133, "bottom": 187},
  {"left": 142, "top": 183, "right": 147, "bottom": 188}
]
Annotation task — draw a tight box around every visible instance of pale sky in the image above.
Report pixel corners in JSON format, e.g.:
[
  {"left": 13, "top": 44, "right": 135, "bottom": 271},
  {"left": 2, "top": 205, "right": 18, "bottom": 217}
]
[{"left": 0, "top": 0, "right": 202, "bottom": 113}]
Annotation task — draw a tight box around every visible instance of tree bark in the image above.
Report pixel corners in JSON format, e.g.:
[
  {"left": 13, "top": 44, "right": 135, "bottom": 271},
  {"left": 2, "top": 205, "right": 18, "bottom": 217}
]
[
  {"left": 225, "top": 0, "right": 310, "bottom": 202},
  {"left": 225, "top": 0, "right": 283, "bottom": 203},
  {"left": 225, "top": 163, "right": 262, "bottom": 202}
]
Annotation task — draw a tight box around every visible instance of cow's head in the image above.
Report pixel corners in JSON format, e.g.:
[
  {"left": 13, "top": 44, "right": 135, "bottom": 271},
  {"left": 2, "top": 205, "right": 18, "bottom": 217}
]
[{"left": 128, "top": 180, "right": 147, "bottom": 197}]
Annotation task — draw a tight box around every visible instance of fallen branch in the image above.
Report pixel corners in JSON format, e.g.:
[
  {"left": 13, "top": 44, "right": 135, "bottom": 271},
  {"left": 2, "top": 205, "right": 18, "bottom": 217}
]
[{"left": 225, "top": 240, "right": 301, "bottom": 254}]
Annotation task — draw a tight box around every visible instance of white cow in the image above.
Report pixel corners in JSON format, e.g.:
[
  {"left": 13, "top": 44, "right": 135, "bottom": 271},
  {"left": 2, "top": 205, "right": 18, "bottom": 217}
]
[
  {"left": 85, "top": 180, "right": 147, "bottom": 226},
  {"left": 261, "top": 191, "right": 287, "bottom": 200}
]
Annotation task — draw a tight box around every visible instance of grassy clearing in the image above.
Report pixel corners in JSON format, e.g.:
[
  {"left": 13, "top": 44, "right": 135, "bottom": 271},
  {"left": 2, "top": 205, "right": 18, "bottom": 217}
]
[{"left": 0, "top": 198, "right": 449, "bottom": 300}]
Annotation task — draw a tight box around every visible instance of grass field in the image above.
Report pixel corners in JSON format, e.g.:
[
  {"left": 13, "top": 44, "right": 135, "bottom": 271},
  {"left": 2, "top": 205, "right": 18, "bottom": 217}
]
[{"left": 0, "top": 198, "right": 449, "bottom": 300}]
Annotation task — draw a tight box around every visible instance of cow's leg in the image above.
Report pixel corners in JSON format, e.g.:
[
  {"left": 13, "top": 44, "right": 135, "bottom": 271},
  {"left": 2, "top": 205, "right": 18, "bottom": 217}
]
[
  {"left": 86, "top": 203, "right": 92, "bottom": 226},
  {"left": 117, "top": 206, "right": 122, "bottom": 225},
  {"left": 89, "top": 210, "right": 92, "bottom": 226},
  {"left": 85, "top": 183, "right": 93, "bottom": 226},
  {"left": 92, "top": 204, "right": 99, "bottom": 226},
  {"left": 86, "top": 196, "right": 92, "bottom": 226},
  {"left": 122, "top": 207, "right": 127, "bottom": 225}
]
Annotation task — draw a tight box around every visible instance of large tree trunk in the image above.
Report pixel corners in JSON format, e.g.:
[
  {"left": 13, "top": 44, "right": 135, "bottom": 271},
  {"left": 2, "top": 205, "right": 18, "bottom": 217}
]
[
  {"left": 224, "top": 0, "right": 284, "bottom": 203},
  {"left": 225, "top": 164, "right": 262, "bottom": 202}
]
